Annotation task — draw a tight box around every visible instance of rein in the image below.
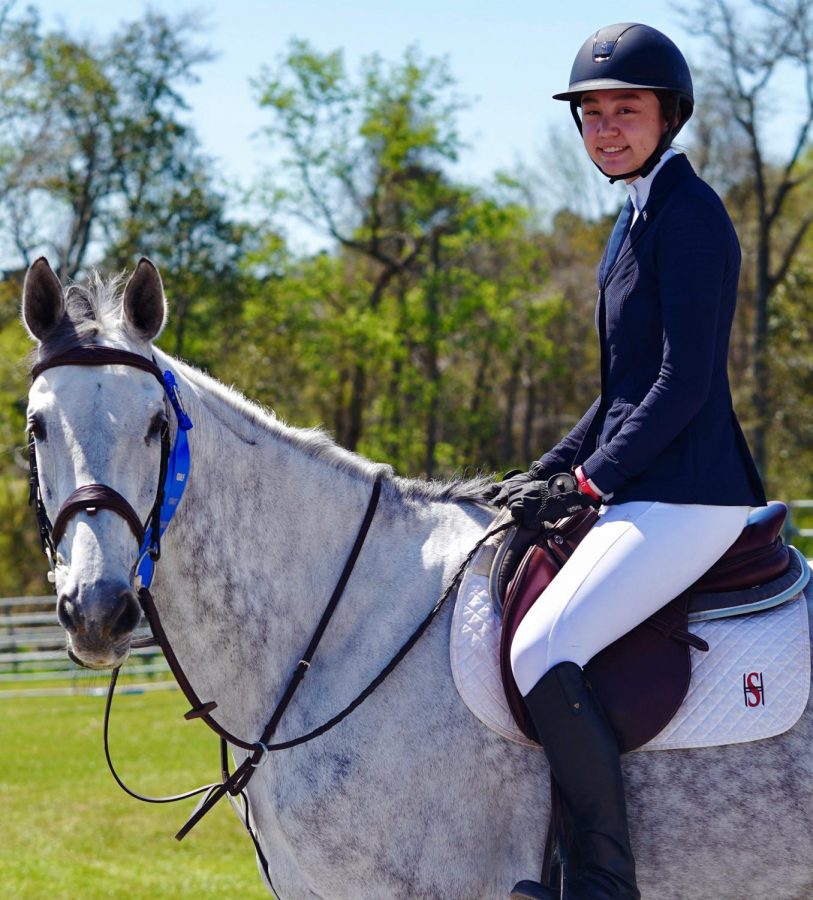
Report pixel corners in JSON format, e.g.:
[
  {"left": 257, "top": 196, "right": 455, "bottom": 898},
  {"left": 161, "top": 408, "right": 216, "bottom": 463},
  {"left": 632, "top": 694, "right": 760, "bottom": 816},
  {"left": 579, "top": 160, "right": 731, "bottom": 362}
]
[
  {"left": 29, "top": 344, "right": 510, "bottom": 862},
  {"left": 108, "top": 512, "right": 512, "bottom": 843}
]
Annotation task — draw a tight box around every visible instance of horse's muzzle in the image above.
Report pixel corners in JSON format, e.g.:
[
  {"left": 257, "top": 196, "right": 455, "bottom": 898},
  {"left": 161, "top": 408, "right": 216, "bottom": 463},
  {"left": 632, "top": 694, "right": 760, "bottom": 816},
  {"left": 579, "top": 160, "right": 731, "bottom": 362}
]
[{"left": 58, "top": 578, "right": 142, "bottom": 667}]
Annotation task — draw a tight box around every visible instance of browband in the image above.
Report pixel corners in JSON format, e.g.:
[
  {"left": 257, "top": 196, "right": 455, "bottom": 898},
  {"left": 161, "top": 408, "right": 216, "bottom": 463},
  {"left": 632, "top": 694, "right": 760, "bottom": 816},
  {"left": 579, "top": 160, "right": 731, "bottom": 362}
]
[{"left": 31, "top": 346, "right": 164, "bottom": 385}]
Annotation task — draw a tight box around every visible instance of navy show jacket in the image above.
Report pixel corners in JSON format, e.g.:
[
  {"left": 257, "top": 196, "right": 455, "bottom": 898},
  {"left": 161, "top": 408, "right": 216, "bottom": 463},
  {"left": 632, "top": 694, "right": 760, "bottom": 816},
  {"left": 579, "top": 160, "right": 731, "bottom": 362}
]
[{"left": 538, "top": 153, "right": 766, "bottom": 507}]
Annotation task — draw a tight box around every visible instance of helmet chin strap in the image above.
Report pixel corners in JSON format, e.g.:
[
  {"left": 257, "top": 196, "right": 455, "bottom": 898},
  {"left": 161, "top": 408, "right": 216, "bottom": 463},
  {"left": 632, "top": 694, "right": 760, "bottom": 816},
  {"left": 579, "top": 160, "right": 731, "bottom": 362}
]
[{"left": 569, "top": 99, "right": 676, "bottom": 184}]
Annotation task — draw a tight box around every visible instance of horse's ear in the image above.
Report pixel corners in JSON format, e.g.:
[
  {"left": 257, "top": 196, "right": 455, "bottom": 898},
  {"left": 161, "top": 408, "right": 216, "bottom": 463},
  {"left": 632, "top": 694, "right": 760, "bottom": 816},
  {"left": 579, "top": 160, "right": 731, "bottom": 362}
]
[
  {"left": 22, "top": 257, "right": 65, "bottom": 341},
  {"left": 122, "top": 257, "right": 166, "bottom": 342}
]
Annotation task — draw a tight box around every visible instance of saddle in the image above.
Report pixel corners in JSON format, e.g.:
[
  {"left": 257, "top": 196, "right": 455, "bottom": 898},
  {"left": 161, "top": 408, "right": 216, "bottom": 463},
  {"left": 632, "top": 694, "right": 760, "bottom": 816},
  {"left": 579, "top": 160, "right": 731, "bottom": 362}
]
[{"left": 495, "top": 501, "right": 804, "bottom": 752}]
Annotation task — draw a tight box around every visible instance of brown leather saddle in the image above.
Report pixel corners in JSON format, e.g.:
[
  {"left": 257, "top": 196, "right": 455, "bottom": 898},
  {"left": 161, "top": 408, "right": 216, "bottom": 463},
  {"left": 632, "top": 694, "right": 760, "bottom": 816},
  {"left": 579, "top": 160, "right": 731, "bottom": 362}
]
[{"left": 495, "top": 501, "right": 808, "bottom": 752}]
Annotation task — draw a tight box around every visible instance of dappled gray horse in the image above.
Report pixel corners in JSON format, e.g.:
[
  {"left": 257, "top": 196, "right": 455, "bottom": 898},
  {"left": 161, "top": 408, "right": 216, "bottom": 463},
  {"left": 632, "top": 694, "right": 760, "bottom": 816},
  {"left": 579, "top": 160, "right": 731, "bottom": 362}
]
[{"left": 22, "top": 257, "right": 813, "bottom": 899}]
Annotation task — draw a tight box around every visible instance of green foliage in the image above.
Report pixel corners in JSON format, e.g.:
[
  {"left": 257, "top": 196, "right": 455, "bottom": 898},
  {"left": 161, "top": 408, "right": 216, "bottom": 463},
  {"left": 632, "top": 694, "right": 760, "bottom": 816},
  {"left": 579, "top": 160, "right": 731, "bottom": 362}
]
[
  {"left": 0, "top": 473, "right": 48, "bottom": 596},
  {"left": 0, "top": 304, "right": 49, "bottom": 596},
  {"left": 2, "top": 12, "right": 810, "bottom": 595},
  {"left": 0, "top": 7, "right": 216, "bottom": 280},
  {"left": 249, "top": 40, "right": 601, "bottom": 474},
  {"left": 715, "top": 140, "right": 813, "bottom": 502},
  {"left": 106, "top": 168, "right": 252, "bottom": 365},
  {"left": 764, "top": 262, "right": 813, "bottom": 500}
]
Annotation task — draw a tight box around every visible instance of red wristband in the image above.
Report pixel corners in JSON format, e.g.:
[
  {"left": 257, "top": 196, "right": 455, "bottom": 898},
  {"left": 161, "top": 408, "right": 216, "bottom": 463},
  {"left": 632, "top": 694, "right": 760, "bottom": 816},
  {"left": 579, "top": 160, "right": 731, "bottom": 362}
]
[{"left": 574, "top": 465, "right": 602, "bottom": 501}]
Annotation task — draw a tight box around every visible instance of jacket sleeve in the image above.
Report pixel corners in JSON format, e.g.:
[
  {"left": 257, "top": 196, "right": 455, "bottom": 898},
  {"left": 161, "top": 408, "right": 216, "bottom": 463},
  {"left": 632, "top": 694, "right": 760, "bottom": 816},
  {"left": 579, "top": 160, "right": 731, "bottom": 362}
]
[
  {"left": 534, "top": 394, "right": 601, "bottom": 476},
  {"left": 580, "top": 198, "right": 730, "bottom": 494}
]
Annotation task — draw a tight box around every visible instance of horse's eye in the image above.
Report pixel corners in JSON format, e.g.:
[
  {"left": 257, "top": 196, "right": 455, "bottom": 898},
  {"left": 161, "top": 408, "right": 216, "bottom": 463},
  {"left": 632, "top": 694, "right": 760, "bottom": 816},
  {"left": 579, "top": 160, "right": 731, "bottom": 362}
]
[
  {"left": 28, "top": 415, "right": 46, "bottom": 442},
  {"left": 146, "top": 413, "right": 168, "bottom": 444}
]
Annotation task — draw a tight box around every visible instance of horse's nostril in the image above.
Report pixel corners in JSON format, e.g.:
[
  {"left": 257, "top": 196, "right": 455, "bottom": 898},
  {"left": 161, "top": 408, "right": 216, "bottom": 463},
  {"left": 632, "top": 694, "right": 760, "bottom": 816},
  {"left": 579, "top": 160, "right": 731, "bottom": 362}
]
[
  {"left": 111, "top": 589, "right": 142, "bottom": 640},
  {"left": 57, "top": 581, "right": 141, "bottom": 647},
  {"left": 57, "top": 590, "right": 80, "bottom": 634}
]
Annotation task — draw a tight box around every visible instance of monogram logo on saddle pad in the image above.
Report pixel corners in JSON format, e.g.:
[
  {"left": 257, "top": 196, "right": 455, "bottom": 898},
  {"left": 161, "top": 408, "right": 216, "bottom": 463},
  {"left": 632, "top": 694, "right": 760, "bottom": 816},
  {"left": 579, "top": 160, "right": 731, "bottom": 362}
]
[{"left": 744, "top": 671, "right": 766, "bottom": 708}]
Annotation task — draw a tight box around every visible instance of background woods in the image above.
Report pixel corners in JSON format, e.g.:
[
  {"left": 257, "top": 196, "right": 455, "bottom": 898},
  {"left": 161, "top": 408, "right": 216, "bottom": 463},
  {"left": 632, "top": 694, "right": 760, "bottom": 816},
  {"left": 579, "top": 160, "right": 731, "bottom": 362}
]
[{"left": 2, "top": 0, "right": 813, "bottom": 594}]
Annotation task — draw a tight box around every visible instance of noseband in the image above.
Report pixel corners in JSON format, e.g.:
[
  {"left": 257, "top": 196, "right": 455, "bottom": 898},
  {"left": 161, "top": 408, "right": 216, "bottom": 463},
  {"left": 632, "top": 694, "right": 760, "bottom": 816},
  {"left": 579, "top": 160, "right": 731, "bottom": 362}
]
[
  {"left": 51, "top": 483, "right": 148, "bottom": 548},
  {"left": 28, "top": 346, "right": 188, "bottom": 581}
]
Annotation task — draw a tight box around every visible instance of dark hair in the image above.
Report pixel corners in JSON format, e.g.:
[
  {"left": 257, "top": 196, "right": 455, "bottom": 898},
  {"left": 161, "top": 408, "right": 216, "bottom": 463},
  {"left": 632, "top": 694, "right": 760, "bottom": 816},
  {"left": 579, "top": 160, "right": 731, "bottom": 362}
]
[{"left": 654, "top": 90, "right": 689, "bottom": 132}]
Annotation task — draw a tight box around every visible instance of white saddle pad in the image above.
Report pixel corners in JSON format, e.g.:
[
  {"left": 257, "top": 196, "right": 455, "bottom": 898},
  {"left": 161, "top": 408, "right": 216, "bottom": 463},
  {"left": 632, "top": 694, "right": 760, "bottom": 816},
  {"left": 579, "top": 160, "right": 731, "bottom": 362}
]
[{"left": 450, "top": 544, "right": 811, "bottom": 752}]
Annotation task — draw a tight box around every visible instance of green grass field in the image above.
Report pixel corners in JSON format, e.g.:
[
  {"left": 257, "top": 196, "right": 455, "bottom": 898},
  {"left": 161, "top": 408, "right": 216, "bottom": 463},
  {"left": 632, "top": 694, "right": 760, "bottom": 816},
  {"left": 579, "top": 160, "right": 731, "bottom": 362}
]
[{"left": 1, "top": 685, "right": 271, "bottom": 899}]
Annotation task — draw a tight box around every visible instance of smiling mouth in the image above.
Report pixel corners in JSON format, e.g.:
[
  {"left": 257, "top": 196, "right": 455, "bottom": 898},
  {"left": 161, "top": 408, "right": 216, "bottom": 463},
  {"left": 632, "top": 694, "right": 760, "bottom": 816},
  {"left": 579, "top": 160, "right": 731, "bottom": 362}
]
[{"left": 599, "top": 146, "right": 628, "bottom": 156}]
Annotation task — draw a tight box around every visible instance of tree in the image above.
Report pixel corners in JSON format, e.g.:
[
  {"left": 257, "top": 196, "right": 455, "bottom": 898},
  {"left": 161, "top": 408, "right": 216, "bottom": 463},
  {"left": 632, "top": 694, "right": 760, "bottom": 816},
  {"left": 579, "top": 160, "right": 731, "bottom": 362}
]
[
  {"left": 682, "top": 0, "right": 813, "bottom": 481},
  {"left": 0, "top": 7, "right": 241, "bottom": 596},
  {"left": 254, "top": 41, "right": 471, "bottom": 452},
  {"left": 104, "top": 165, "right": 252, "bottom": 363},
  {"left": 424, "top": 186, "right": 557, "bottom": 472},
  {"left": 520, "top": 123, "right": 625, "bottom": 224},
  {"left": 0, "top": 8, "right": 213, "bottom": 280}
]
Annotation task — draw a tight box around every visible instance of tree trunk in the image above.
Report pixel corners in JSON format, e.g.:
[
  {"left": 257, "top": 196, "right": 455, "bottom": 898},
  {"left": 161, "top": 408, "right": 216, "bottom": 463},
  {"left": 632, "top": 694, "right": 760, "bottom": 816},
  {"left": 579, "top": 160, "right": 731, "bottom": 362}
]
[
  {"left": 751, "top": 220, "right": 771, "bottom": 479},
  {"left": 345, "top": 363, "right": 366, "bottom": 452},
  {"left": 522, "top": 374, "right": 537, "bottom": 464},
  {"left": 385, "top": 279, "right": 409, "bottom": 461},
  {"left": 464, "top": 345, "right": 492, "bottom": 464},
  {"left": 344, "top": 263, "right": 401, "bottom": 453},
  {"left": 424, "top": 237, "right": 442, "bottom": 477},
  {"left": 501, "top": 356, "right": 522, "bottom": 467}
]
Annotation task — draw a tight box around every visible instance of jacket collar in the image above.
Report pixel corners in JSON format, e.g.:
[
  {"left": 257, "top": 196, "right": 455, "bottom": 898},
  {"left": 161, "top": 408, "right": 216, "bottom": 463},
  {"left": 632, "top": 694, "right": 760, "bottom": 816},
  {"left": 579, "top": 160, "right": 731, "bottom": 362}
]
[
  {"left": 633, "top": 152, "right": 693, "bottom": 222},
  {"left": 626, "top": 148, "right": 677, "bottom": 220}
]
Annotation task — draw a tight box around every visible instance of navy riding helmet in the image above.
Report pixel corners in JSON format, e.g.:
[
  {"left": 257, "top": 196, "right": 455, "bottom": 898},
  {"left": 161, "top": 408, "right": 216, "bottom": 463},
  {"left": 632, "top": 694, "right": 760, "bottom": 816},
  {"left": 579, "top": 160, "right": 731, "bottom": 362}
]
[{"left": 554, "top": 23, "right": 694, "bottom": 182}]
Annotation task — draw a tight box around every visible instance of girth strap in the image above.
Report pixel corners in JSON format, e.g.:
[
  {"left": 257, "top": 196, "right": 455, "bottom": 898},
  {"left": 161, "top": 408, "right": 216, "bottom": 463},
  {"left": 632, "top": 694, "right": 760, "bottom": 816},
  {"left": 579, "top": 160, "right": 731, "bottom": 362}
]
[{"left": 52, "top": 483, "right": 146, "bottom": 548}]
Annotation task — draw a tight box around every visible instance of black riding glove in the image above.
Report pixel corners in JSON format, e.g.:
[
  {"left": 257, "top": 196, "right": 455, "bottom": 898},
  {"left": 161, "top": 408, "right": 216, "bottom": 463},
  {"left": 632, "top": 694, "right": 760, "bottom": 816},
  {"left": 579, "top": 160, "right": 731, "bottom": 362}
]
[
  {"left": 490, "top": 462, "right": 549, "bottom": 508},
  {"left": 508, "top": 473, "right": 596, "bottom": 530}
]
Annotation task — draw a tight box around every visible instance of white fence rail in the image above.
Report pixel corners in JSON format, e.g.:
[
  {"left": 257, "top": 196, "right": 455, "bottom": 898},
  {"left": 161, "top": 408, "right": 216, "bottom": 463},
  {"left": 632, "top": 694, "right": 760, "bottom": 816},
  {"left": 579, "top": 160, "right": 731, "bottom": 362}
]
[{"left": 786, "top": 500, "right": 813, "bottom": 545}]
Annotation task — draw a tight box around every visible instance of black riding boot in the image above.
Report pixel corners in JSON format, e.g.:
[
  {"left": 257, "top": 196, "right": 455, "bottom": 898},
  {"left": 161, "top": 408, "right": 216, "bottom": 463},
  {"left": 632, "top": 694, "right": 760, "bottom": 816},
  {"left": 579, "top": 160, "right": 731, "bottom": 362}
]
[{"left": 511, "top": 662, "right": 639, "bottom": 900}]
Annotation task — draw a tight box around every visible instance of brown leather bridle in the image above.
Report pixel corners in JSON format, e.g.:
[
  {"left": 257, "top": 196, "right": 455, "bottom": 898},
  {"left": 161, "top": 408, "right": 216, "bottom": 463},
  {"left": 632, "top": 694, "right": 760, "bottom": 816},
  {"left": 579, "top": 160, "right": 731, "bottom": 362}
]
[{"left": 29, "top": 346, "right": 170, "bottom": 574}]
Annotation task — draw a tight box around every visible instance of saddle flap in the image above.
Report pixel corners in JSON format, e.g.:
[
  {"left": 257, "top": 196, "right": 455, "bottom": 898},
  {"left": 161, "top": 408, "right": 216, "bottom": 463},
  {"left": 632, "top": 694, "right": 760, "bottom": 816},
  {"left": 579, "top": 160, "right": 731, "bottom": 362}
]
[
  {"left": 545, "top": 507, "right": 600, "bottom": 566},
  {"left": 489, "top": 508, "right": 599, "bottom": 612},
  {"left": 498, "top": 517, "right": 693, "bottom": 753}
]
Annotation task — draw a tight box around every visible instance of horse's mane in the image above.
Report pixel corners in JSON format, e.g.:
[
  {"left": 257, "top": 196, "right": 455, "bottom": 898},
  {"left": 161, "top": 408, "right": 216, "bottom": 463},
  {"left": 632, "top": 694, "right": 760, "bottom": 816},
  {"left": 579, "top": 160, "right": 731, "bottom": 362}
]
[{"left": 33, "top": 271, "right": 496, "bottom": 506}]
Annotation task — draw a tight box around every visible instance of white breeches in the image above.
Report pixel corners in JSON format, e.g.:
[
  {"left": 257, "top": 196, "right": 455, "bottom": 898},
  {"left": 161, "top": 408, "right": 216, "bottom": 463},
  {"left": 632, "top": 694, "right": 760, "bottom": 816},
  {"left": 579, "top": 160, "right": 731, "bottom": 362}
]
[{"left": 509, "top": 501, "right": 750, "bottom": 697}]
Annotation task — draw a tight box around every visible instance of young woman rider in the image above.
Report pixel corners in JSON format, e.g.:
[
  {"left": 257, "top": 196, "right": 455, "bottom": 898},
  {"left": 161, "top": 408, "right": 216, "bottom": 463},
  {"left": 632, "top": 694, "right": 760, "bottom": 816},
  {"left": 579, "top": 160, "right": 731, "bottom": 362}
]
[{"left": 492, "top": 22, "right": 767, "bottom": 900}]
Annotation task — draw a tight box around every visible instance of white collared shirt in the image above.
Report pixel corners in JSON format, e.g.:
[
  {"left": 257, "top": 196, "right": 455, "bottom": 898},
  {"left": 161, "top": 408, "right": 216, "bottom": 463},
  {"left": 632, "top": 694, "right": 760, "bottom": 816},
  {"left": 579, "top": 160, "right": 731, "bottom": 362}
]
[{"left": 626, "top": 148, "right": 678, "bottom": 225}]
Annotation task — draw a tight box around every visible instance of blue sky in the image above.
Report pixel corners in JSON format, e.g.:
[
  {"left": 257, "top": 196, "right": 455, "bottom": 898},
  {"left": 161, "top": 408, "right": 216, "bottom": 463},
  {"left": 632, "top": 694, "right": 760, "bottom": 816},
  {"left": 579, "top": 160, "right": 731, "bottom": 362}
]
[{"left": 34, "top": 1, "right": 701, "bottom": 189}]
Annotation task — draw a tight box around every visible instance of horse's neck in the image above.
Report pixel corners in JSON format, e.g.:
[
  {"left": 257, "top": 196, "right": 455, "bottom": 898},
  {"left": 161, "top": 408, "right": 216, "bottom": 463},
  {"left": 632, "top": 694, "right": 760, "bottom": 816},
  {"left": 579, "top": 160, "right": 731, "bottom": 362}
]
[{"left": 150, "top": 356, "right": 490, "bottom": 739}]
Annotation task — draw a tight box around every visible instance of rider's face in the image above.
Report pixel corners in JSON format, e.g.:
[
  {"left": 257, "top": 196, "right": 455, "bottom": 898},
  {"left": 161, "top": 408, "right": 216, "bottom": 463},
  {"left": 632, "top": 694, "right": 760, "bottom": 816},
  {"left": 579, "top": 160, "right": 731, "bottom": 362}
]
[{"left": 580, "top": 89, "right": 668, "bottom": 182}]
